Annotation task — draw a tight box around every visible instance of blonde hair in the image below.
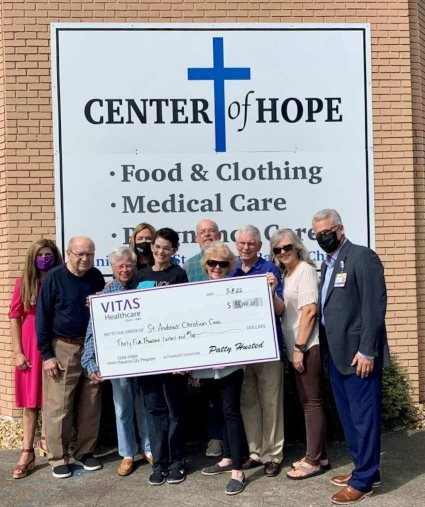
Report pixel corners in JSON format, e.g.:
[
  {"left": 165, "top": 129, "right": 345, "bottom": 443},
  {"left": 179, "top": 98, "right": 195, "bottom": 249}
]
[
  {"left": 20, "top": 239, "right": 63, "bottom": 310},
  {"left": 128, "top": 223, "right": 156, "bottom": 250},
  {"left": 201, "top": 241, "right": 237, "bottom": 274}
]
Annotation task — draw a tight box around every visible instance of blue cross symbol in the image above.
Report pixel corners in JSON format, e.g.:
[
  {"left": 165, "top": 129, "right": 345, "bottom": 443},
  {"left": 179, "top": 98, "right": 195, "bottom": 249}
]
[{"left": 188, "top": 37, "right": 251, "bottom": 153}]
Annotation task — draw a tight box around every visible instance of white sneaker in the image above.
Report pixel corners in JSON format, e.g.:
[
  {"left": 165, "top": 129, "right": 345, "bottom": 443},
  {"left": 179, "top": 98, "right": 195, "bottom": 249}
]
[{"left": 52, "top": 464, "right": 72, "bottom": 479}]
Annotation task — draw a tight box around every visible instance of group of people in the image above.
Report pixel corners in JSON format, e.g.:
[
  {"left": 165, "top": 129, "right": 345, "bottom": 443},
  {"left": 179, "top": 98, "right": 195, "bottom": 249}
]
[{"left": 9, "top": 208, "right": 389, "bottom": 505}]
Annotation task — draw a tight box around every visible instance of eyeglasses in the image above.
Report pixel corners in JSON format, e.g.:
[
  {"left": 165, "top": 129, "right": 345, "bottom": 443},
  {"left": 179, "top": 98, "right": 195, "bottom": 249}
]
[
  {"left": 273, "top": 244, "right": 294, "bottom": 255},
  {"left": 206, "top": 260, "right": 230, "bottom": 268},
  {"left": 69, "top": 250, "right": 95, "bottom": 259},
  {"left": 237, "top": 241, "right": 257, "bottom": 249},
  {"left": 152, "top": 244, "right": 173, "bottom": 253},
  {"left": 315, "top": 224, "right": 340, "bottom": 239}
]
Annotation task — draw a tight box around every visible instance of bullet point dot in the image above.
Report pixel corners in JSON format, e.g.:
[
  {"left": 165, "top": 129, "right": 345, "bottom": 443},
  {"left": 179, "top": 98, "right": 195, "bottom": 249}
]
[
  {"left": 112, "top": 233, "right": 117, "bottom": 238},
  {"left": 110, "top": 171, "right": 115, "bottom": 176},
  {"left": 111, "top": 202, "right": 116, "bottom": 208}
]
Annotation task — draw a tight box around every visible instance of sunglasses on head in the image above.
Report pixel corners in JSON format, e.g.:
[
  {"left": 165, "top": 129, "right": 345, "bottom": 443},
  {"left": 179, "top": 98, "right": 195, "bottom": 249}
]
[
  {"left": 206, "top": 259, "right": 230, "bottom": 268},
  {"left": 273, "top": 244, "right": 294, "bottom": 255}
]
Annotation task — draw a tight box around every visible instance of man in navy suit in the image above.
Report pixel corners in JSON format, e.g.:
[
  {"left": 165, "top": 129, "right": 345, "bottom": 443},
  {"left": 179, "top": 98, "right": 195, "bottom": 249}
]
[{"left": 312, "top": 209, "right": 390, "bottom": 505}]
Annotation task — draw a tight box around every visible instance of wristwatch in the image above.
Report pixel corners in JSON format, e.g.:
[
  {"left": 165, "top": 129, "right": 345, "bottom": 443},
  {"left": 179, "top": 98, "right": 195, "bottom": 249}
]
[{"left": 294, "top": 343, "right": 307, "bottom": 353}]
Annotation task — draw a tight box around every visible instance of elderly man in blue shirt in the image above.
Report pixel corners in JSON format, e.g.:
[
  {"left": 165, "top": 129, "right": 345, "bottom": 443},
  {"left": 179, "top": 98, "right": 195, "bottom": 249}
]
[
  {"left": 231, "top": 225, "right": 285, "bottom": 477},
  {"left": 82, "top": 246, "right": 151, "bottom": 477}
]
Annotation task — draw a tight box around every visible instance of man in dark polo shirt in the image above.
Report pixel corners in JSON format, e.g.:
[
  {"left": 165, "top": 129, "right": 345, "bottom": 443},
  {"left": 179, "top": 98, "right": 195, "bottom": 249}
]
[{"left": 36, "top": 236, "right": 105, "bottom": 479}]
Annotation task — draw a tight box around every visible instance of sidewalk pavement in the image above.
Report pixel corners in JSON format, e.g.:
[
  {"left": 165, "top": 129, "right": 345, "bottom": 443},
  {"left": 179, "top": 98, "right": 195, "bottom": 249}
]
[{"left": 0, "top": 429, "right": 424, "bottom": 507}]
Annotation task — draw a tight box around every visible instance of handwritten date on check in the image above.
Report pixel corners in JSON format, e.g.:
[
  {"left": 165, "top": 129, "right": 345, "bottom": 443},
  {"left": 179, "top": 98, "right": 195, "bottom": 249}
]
[{"left": 89, "top": 274, "right": 280, "bottom": 379}]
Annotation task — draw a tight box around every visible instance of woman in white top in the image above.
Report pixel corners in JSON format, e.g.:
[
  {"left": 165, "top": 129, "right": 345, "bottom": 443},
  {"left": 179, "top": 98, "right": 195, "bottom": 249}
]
[{"left": 270, "top": 229, "right": 329, "bottom": 480}]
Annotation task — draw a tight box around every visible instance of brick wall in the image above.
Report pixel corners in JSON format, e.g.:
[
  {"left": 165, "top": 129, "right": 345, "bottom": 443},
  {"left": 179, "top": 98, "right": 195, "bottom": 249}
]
[
  {"left": 0, "top": 1, "right": 11, "bottom": 414},
  {"left": 410, "top": 0, "right": 425, "bottom": 402},
  {"left": 0, "top": 1, "right": 423, "bottom": 416}
]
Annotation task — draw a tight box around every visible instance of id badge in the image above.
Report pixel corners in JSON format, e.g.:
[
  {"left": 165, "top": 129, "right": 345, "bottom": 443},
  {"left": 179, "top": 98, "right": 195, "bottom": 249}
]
[{"left": 334, "top": 273, "right": 347, "bottom": 287}]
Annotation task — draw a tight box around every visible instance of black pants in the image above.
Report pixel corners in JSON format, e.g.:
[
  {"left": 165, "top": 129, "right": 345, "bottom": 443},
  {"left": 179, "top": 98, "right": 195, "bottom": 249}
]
[
  {"left": 139, "top": 373, "right": 187, "bottom": 472},
  {"left": 201, "top": 377, "right": 224, "bottom": 440},
  {"left": 202, "top": 369, "right": 244, "bottom": 470}
]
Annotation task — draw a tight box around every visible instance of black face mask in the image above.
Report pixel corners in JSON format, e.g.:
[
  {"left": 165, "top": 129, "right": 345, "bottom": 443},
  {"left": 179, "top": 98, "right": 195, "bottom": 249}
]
[
  {"left": 135, "top": 242, "right": 152, "bottom": 257},
  {"left": 317, "top": 230, "right": 341, "bottom": 254}
]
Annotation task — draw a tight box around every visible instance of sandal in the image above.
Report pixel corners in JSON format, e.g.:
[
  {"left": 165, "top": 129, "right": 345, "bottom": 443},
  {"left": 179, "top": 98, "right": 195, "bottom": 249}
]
[
  {"left": 38, "top": 437, "right": 48, "bottom": 457},
  {"left": 292, "top": 456, "right": 331, "bottom": 471},
  {"left": 287, "top": 461, "right": 326, "bottom": 480},
  {"left": 12, "top": 448, "right": 35, "bottom": 479}
]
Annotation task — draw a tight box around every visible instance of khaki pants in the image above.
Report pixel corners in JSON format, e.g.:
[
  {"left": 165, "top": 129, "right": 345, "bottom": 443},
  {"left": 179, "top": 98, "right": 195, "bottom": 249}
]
[
  {"left": 240, "top": 361, "right": 284, "bottom": 463},
  {"left": 43, "top": 338, "right": 102, "bottom": 467}
]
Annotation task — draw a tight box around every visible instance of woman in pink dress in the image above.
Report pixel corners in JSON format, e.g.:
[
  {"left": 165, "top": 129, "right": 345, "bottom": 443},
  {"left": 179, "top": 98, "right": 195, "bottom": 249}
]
[{"left": 9, "top": 239, "right": 63, "bottom": 479}]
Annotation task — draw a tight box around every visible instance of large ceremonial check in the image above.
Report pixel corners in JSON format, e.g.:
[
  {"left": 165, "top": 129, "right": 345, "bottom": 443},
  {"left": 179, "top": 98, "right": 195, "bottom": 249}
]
[{"left": 89, "top": 274, "right": 279, "bottom": 379}]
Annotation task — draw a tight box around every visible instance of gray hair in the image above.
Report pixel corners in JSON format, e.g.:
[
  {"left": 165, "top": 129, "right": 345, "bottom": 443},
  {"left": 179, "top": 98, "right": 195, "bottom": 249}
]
[
  {"left": 312, "top": 209, "right": 342, "bottom": 226},
  {"left": 196, "top": 219, "right": 219, "bottom": 234},
  {"left": 236, "top": 225, "right": 261, "bottom": 244},
  {"left": 269, "top": 229, "right": 316, "bottom": 272},
  {"left": 108, "top": 246, "right": 137, "bottom": 265}
]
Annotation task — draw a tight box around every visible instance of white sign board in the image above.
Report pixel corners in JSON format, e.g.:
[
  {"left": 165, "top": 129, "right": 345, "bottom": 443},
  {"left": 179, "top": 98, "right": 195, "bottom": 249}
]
[
  {"left": 90, "top": 275, "right": 279, "bottom": 379},
  {"left": 52, "top": 24, "right": 373, "bottom": 275}
]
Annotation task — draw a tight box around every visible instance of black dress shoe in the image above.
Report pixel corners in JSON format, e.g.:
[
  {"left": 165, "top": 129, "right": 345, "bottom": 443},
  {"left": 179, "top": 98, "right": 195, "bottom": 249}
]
[
  {"left": 242, "top": 457, "right": 262, "bottom": 470},
  {"left": 263, "top": 461, "right": 280, "bottom": 477}
]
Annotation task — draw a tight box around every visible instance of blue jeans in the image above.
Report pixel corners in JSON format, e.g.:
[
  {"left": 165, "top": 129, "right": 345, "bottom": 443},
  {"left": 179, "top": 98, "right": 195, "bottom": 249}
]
[{"left": 111, "top": 377, "right": 150, "bottom": 458}]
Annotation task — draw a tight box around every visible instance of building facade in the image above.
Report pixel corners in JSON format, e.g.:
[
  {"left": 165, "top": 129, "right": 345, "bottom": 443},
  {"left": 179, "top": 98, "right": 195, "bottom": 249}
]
[{"left": 0, "top": 0, "right": 424, "bottom": 416}]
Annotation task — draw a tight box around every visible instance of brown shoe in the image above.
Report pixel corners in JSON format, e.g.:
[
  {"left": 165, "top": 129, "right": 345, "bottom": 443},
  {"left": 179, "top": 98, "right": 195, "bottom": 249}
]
[
  {"left": 117, "top": 458, "right": 134, "bottom": 477},
  {"left": 264, "top": 460, "right": 280, "bottom": 477},
  {"left": 331, "top": 486, "right": 373, "bottom": 505},
  {"left": 242, "top": 457, "right": 262, "bottom": 470},
  {"left": 331, "top": 471, "right": 353, "bottom": 486},
  {"left": 331, "top": 472, "right": 381, "bottom": 489}
]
